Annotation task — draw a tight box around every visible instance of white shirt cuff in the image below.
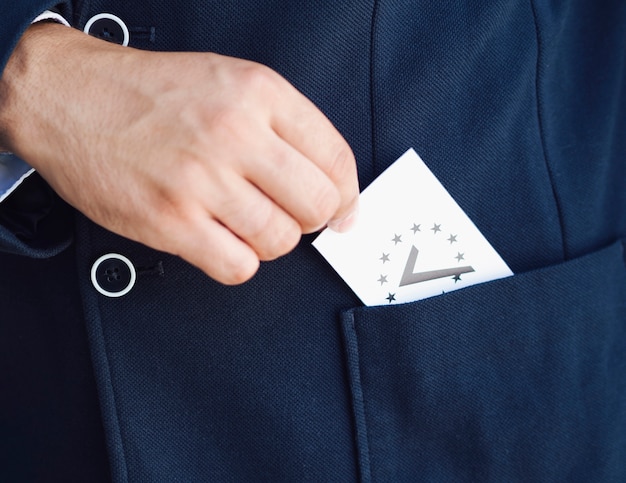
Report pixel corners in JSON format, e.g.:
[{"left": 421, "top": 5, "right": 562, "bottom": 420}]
[{"left": 31, "top": 10, "right": 71, "bottom": 27}]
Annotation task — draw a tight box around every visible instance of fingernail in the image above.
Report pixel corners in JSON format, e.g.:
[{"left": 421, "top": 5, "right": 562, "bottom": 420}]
[{"left": 327, "top": 206, "right": 359, "bottom": 233}]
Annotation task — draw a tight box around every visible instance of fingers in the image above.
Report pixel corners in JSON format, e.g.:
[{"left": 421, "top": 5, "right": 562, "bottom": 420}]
[
  {"left": 169, "top": 77, "right": 361, "bottom": 282},
  {"left": 245, "top": 134, "right": 341, "bottom": 234},
  {"left": 172, "top": 215, "right": 261, "bottom": 285},
  {"left": 270, "top": 84, "right": 360, "bottom": 232},
  {"left": 156, "top": 166, "right": 304, "bottom": 284},
  {"left": 211, "top": 172, "right": 302, "bottom": 261}
]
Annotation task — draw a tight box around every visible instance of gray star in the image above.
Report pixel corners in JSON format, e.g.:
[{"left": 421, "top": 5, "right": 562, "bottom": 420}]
[
  {"left": 447, "top": 234, "right": 457, "bottom": 244},
  {"left": 392, "top": 234, "right": 402, "bottom": 245},
  {"left": 386, "top": 293, "right": 396, "bottom": 303},
  {"left": 411, "top": 223, "right": 421, "bottom": 234},
  {"left": 377, "top": 275, "right": 388, "bottom": 285},
  {"left": 431, "top": 223, "right": 442, "bottom": 234},
  {"left": 380, "top": 253, "right": 390, "bottom": 264},
  {"left": 452, "top": 274, "right": 462, "bottom": 283},
  {"left": 455, "top": 252, "right": 465, "bottom": 262}
]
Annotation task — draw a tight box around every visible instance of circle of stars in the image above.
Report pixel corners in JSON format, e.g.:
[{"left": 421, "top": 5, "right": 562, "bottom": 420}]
[{"left": 376, "top": 220, "right": 472, "bottom": 304}]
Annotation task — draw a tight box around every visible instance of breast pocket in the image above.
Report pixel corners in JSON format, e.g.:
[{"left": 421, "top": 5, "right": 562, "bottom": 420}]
[{"left": 341, "top": 240, "right": 626, "bottom": 483}]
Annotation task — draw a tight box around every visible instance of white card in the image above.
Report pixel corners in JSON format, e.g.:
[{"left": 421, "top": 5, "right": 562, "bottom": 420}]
[{"left": 313, "top": 148, "right": 513, "bottom": 306}]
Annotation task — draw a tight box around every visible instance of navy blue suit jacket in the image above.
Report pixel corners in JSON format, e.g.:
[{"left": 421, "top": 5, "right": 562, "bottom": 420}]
[{"left": 1, "top": 1, "right": 625, "bottom": 481}]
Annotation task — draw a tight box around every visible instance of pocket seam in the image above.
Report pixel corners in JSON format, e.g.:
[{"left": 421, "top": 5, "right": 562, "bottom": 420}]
[{"left": 342, "top": 312, "right": 373, "bottom": 483}]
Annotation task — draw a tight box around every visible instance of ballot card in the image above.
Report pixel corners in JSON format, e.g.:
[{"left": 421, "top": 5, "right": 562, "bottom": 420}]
[{"left": 312, "top": 148, "right": 513, "bottom": 306}]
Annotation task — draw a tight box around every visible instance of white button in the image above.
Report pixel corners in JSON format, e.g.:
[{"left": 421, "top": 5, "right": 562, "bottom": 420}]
[
  {"left": 84, "top": 13, "right": 130, "bottom": 47},
  {"left": 91, "top": 253, "right": 136, "bottom": 298}
]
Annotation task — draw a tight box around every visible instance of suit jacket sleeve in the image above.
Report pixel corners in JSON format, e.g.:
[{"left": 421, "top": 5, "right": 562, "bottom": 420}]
[{"left": 0, "top": 1, "right": 74, "bottom": 258}]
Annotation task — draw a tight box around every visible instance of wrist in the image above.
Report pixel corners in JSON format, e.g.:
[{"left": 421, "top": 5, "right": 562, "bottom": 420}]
[
  {"left": 0, "top": 22, "right": 136, "bottom": 173},
  {"left": 0, "top": 23, "right": 88, "bottom": 159},
  {"left": 0, "top": 11, "right": 71, "bottom": 153}
]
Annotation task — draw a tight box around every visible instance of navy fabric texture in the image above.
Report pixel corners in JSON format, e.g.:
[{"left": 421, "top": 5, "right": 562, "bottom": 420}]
[
  {"left": 532, "top": 0, "right": 626, "bottom": 259},
  {"left": 1, "top": 0, "right": 625, "bottom": 481},
  {"left": 370, "top": 1, "right": 563, "bottom": 273},
  {"left": 0, "top": 173, "right": 74, "bottom": 257},
  {"left": 0, "top": 240, "right": 110, "bottom": 482},
  {"left": 342, "top": 240, "right": 626, "bottom": 482}
]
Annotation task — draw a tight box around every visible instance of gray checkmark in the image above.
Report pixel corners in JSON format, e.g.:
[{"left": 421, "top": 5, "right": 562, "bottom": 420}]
[{"left": 399, "top": 245, "right": 475, "bottom": 287}]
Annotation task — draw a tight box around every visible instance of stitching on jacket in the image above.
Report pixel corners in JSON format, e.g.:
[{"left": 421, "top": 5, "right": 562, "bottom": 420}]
[
  {"left": 76, "top": 211, "right": 130, "bottom": 482},
  {"left": 342, "top": 311, "right": 373, "bottom": 482},
  {"left": 529, "top": 0, "right": 568, "bottom": 261},
  {"left": 369, "top": 0, "right": 381, "bottom": 184}
]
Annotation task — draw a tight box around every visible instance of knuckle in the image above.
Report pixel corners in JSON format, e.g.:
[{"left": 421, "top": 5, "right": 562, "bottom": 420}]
[
  {"left": 174, "top": 155, "right": 204, "bottom": 185},
  {"left": 221, "top": 196, "right": 296, "bottom": 261},
  {"left": 246, "top": 205, "right": 300, "bottom": 259},
  {"left": 304, "top": 184, "right": 340, "bottom": 231},
  {"left": 327, "top": 145, "right": 355, "bottom": 182},
  {"left": 239, "top": 63, "right": 281, "bottom": 96},
  {"left": 242, "top": 199, "right": 275, "bottom": 240},
  {"left": 222, "top": 257, "right": 259, "bottom": 285},
  {"left": 206, "top": 106, "right": 244, "bottom": 140},
  {"left": 154, "top": 158, "right": 203, "bottom": 208},
  {"left": 268, "top": 146, "right": 291, "bottom": 172},
  {"left": 204, "top": 237, "right": 260, "bottom": 286},
  {"left": 263, "top": 221, "right": 301, "bottom": 260}
]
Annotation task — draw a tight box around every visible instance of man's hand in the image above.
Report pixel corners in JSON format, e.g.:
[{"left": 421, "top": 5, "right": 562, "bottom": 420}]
[{"left": 0, "top": 23, "right": 359, "bottom": 284}]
